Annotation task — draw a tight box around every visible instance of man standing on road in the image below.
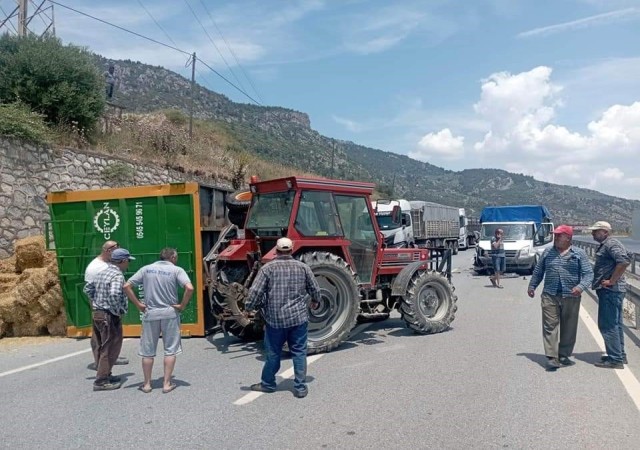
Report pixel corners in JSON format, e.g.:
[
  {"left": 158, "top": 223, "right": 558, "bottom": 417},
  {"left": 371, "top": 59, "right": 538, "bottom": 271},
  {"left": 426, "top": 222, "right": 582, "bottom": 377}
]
[
  {"left": 588, "top": 221, "right": 631, "bottom": 369},
  {"left": 84, "top": 248, "right": 135, "bottom": 391},
  {"left": 490, "top": 228, "right": 506, "bottom": 288},
  {"left": 245, "top": 237, "right": 321, "bottom": 398},
  {"left": 123, "top": 248, "right": 194, "bottom": 394},
  {"left": 527, "top": 225, "right": 593, "bottom": 371},
  {"left": 85, "top": 240, "right": 129, "bottom": 370}
]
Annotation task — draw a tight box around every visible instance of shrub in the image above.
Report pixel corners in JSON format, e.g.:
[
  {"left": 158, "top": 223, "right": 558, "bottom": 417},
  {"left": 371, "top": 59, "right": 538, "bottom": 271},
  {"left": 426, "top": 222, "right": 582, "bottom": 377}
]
[
  {"left": 163, "top": 109, "right": 188, "bottom": 126},
  {"left": 0, "top": 35, "right": 105, "bottom": 130},
  {"left": 0, "top": 102, "right": 51, "bottom": 144}
]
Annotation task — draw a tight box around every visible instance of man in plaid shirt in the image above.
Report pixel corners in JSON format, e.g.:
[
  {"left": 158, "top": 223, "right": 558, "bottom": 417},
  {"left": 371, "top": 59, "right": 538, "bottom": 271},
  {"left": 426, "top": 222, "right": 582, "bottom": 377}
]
[
  {"left": 527, "top": 225, "right": 593, "bottom": 371},
  {"left": 84, "top": 248, "right": 135, "bottom": 391},
  {"left": 246, "top": 237, "right": 321, "bottom": 398}
]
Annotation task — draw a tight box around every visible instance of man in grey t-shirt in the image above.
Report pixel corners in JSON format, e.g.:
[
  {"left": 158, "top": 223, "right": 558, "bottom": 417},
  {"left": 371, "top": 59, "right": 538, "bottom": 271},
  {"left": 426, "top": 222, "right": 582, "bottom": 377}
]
[{"left": 124, "top": 248, "right": 194, "bottom": 393}]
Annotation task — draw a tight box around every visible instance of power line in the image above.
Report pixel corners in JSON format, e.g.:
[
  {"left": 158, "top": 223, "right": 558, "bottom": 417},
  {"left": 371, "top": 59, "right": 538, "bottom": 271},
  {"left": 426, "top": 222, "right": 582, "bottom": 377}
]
[
  {"left": 197, "top": 0, "right": 263, "bottom": 104},
  {"left": 196, "top": 57, "right": 262, "bottom": 105},
  {"left": 182, "top": 0, "right": 247, "bottom": 94},
  {"left": 48, "top": 0, "right": 261, "bottom": 105},
  {"left": 136, "top": 0, "right": 177, "bottom": 47},
  {"left": 49, "top": 0, "right": 190, "bottom": 55}
]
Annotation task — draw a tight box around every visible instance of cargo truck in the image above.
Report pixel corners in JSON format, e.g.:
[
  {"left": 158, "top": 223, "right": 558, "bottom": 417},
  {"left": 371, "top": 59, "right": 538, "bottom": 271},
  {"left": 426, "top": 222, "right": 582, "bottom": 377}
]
[
  {"left": 372, "top": 199, "right": 414, "bottom": 248},
  {"left": 473, "top": 205, "right": 554, "bottom": 275},
  {"left": 410, "top": 201, "right": 460, "bottom": 254},
  {"left": 458, "top": 208, "right": 480, "bottom": 250}
]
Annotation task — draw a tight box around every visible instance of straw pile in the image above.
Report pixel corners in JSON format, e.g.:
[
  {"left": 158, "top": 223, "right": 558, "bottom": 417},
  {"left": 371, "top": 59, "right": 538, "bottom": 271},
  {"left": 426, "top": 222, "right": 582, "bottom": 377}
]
[{"left": 0, "top": 236, "right": 65, "bottom": 338}]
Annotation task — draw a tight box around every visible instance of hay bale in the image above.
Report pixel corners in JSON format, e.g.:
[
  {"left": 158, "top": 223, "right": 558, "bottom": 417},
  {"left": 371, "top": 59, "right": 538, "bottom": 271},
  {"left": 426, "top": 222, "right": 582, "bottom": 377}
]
[
  {"left": 0, "top": 291, "right": 27, "bottom": 323},
  {"left": 0, "top": 273, "right": 19, "bottom": 294},
  {"left": 12, "top": 320, "right": 45, "bottom": 337},
  {"left": 43, "top": 251, "right": 57, "bottom": 269},
  {"left": 47, "top": 312, "right": 67, "bottom": 336},
  {"left": 0, "top": 255, "right": 17, "bottom": 274},
  {"left": 14, "top": 236, "right": 45, "bottom": 273},
  {"left": 0, "top": 318, "right": 8, "bottom": 338},
  {"left": 12, "top": 268, "right": 47, "bottom": 307},
  {"left": 37, "top": 285, "right": 64, "bottom": 315}
]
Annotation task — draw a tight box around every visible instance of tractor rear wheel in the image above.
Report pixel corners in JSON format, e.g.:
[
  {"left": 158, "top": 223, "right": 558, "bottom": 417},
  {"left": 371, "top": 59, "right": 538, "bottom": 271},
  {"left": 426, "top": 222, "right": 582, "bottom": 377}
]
[
  {"left": 400, "top": 270, "right": 457, "bottom": 334},
  {"left": 298, "top": 252, "right": 359, "bottom": 354}
]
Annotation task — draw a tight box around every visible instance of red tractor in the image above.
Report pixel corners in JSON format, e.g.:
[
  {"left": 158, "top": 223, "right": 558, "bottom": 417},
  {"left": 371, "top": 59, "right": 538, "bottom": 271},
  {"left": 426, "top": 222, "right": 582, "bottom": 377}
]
[{"left": 204, "top": 176, "right": 457, "bottom": 353}]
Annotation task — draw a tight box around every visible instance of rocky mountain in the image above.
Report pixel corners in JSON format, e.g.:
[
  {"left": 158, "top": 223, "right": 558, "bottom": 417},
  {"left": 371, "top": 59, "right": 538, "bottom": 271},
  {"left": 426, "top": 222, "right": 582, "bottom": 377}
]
[{"left": 97, "top": 56, "right": 640, "bottom": 231}]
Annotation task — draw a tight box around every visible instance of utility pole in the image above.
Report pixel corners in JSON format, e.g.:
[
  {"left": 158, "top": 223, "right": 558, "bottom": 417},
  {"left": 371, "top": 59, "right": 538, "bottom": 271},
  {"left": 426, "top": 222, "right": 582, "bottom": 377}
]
[
  {"left": 390, "top": 172, "right": 396, "bottom": 197},
  {"left": 330, "top": 142, "right": 335, "bottom": 179},
  {"left": 189, "top": 52, "right": 196, "bottom": 139},
  {"left": 17, "top": 0, "right": 28, "bottom": 36}
]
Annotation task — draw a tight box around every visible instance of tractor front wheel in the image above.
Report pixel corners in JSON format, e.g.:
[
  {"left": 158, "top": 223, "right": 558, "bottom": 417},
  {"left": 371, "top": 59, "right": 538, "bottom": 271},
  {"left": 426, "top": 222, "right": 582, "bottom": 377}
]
[{"left": 400, "top": 270, "right": 457, "bottom": 334}]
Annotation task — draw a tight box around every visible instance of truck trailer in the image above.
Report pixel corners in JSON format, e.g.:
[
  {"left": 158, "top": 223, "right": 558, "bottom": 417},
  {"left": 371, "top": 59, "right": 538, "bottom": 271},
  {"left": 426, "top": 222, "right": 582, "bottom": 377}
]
[{"left": 410, "top": 201, "right": 460, "bottom": 254}]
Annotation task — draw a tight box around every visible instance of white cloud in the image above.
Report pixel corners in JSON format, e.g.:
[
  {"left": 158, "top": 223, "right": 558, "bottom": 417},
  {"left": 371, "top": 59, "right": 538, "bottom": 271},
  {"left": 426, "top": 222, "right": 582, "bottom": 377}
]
[
  {"left": 517, "top": 7, "right": 640, "bottom": 38},
  {"left": 468, "top": 66, "right": 640, "bottom": 199},
  {"left": 410, "top": 128, "right": 465, "bottom": 161}
]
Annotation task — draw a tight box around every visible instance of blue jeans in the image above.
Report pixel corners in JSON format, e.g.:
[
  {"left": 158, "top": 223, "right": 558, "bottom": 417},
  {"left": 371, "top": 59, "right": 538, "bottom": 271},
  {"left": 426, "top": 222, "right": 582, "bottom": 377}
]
[
  {"left": 597, "top": 289, "right": 626, "bottom": 363},
  {"left": 261, "top": 322, "right": 308, "bottom": 393}
]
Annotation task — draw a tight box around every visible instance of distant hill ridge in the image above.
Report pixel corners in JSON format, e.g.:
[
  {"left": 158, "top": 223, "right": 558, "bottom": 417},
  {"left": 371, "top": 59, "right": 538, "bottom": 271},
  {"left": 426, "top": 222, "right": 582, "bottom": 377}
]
[{"left": 96, "top": 55, "right": 640, "bottom": 230}]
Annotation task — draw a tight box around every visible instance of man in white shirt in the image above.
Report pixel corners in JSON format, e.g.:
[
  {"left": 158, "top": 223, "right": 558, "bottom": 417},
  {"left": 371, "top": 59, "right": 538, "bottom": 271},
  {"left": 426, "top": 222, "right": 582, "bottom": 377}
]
[{"left": 85, "top": 240, "right": 129, "bottom": 369}]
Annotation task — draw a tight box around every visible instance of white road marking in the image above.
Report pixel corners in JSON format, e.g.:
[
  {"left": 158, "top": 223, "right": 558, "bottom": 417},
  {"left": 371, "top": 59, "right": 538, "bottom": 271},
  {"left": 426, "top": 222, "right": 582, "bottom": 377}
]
[
  {"left": 0, "top": 348, "right": 92, "bottom": 378},
  {"left": 579, "top": 305, "right": 640, "bottom": 411},
  {"left": 234, "top": 354, "right": 324, "bottom": 405}
]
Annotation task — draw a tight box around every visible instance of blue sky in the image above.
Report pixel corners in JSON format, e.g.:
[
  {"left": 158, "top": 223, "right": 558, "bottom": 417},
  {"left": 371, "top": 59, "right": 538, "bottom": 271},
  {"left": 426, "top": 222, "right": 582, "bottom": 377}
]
[{"left": 3, "top": 0, "right": 640, "bottom": 200}]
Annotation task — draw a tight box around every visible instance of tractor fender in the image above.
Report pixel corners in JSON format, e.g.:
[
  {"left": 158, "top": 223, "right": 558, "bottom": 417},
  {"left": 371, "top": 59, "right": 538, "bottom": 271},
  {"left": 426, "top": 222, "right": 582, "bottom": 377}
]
[{"left": 390, "top": 260, "right": 428, "bottom": 297}]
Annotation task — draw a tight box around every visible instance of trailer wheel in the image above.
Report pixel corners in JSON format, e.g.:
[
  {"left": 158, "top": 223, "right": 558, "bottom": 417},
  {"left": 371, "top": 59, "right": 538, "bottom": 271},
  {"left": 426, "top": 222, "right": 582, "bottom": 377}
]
[
  {"left": 400, "top": 270, "right": 457, "bottom": 334},
  {"left": 225, "top": 189, "right": 252, "bottom": 212},
  {"left": 452, "top": 241, "right": 459, "bottom": 255},
  {"left": 298, "top": 252, "right": 359, "bottom": 354}
]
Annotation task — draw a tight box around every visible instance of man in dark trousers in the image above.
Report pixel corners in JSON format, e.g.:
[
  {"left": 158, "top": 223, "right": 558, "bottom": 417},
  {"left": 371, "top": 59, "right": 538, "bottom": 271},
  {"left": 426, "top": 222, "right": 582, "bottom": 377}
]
[
  {"left": 527, "top": 225, "right": 593, "bottom": 371},
  {"left": 490, "top": 228, "right": 505, "bottom": 288},
  {"left": 85, "top": 240, "right": 129, "bottom": 370},
  {"left": 84, "top": 248, "right": 135, "bottom": 391},
  {"left": 245, "top": 237, "right": 321, "bottom": 398},
  {"left": 588, "top": 221, "right": 631, "bottom": 369}
]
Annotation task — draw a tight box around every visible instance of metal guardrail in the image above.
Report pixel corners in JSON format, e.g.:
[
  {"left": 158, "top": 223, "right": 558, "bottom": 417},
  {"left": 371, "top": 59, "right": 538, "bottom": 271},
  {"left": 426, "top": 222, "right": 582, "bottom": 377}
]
[{"left": 572, "top": 240, "right": 640, "bottom": 329}]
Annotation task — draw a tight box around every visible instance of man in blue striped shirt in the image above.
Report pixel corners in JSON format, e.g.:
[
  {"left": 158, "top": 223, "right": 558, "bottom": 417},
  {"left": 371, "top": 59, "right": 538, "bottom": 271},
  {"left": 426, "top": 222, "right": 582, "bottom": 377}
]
[
  {"left": 245, "top": 237, "right": 321, "bottom": 398},
  {"left": 527, "top": 225, "right": 593, "bottom": 371}
]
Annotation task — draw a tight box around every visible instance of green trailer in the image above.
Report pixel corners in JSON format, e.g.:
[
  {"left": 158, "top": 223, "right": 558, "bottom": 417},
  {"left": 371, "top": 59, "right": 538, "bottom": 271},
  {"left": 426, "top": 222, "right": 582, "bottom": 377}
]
[{"left": 46, "top": 182, "right": 230, "bottom": 337}]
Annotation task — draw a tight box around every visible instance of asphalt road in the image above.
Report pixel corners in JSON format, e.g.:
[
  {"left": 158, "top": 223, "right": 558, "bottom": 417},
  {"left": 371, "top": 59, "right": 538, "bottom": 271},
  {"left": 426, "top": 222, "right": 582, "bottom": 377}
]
[{"left": 1, "top": 251, "right": 640, "bottom": 449}]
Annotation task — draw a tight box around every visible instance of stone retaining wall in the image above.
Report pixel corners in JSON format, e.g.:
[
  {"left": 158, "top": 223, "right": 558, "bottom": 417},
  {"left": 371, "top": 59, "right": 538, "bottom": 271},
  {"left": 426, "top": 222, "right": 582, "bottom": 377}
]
[{"left": 0, "top": 137, "right": 224, "bottom": 258}]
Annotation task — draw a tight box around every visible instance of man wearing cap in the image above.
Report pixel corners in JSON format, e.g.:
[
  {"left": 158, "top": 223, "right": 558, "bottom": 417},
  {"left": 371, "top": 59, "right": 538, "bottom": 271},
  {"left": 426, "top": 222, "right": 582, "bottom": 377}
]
[
  {"left": 84, "top": 248, "right": 135, "bottom": 391},
  {"left": 85, "top": 240, "right": 129, "bottom": 370},
  {"left": 123, "top": 247, "right": 194, "bottom": 394},
  {"left": 245, "top": 237, "right": 321, "bottom": 398},
  {"left": 588, "top": 221, "right": 631, "bottom": 369},
  {"left": 527, "top": 225, "right": 593, "bottom": 371}
]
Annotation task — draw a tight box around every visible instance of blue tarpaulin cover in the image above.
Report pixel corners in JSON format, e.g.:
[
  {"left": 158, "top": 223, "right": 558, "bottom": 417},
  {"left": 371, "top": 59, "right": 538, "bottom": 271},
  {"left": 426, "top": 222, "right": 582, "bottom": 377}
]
[{"left": 480, "top": 205, "right": 551, "bottom": 224}]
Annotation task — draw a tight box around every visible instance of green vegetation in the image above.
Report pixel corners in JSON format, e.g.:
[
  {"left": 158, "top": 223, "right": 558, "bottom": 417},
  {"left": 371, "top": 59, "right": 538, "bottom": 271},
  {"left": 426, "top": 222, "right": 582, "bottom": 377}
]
[
  {"left": 0, "top": 102, "right": 51, "bottom": 144},
  {"left": 102, "top": 162, "right": 134, "bottom": 182},
  {"left": 0, "top": 35, "right": 105, "bottom": 130}
]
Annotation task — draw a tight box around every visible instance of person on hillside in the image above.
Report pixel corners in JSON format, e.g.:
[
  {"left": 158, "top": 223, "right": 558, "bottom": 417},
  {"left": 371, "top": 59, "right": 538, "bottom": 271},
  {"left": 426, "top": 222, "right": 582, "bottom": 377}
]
[
  {"left": 245, "top": 237, "right": 321, "bottom": 398},
  {"left": 527, "top": 225, "right": 593, "bottom": 371},
  {"left": 84, "top": 248, "right": 135, "bottom": 391},
  {"left": 85, "top": 240, "right": 129, "bottom": 370},
  {"left": 588, "top": 221, "right": 631, "bottom": 369},
  {"left": 123, "top": 248, "right": 194, "bottom": 394},
  {"left": 490, "top": 228, "right": 506, "bottom": 288},
  {"left": 104, "top": 64, "right": 117, "bottom": 99}
]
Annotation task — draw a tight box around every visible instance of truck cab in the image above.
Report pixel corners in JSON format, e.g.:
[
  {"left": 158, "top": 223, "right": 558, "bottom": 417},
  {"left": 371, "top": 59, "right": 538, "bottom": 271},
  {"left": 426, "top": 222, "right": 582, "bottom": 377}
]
[
  {"left": 372, "top": 199, "right": 414, "bottom": 248},
  {"left": 474, "top": 205, "right": 554, "bottom": 275}
]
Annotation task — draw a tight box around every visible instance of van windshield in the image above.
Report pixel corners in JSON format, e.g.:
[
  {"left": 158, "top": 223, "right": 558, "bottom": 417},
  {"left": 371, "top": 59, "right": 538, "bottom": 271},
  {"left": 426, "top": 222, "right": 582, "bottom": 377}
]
[{"left": 481, "top": 224, "right": 534, "bottom": 240}]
